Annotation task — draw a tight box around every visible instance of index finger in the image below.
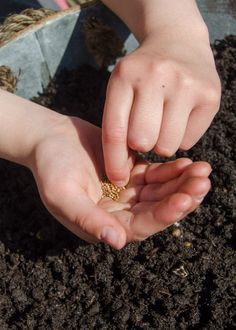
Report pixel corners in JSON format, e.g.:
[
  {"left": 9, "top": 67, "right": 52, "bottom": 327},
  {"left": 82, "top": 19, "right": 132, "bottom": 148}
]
[{"left": 102, "top": 76, "right": 134, "bottom": 186}]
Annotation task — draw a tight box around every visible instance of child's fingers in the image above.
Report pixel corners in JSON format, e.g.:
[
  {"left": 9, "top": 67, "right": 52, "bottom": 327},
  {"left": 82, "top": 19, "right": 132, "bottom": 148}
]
[
  {"left": 177, "top": 161, "right": 212, "bottom": 183},
  {"left": 145, "top": 158, "right": 192, "bottom": 184},
  {"left": 177, "top": 176, "right": 211, "bottom": 204},
  {"left": 140, "top": 161, "right": 211, "bottom": 201},
  {"left": 180, "top": 79, "right": 221, "bottom": 150},
  {"left": 102, "top": 78, "right": 133, "bottom": 186},
  {"left": 140, "top": 174, "right": 210, "bottom": 202},
  {"left": 127, "top": 89, "right": 163, "bottom": 152},
  {"left": 128, "top": 193, "right": 193, "bottom": 241},
  {"left": 180, "top": 105, "right": 219, "bottom": 150},
  {"left": 154, "top": 95, "right": 192, "bottom": 156}
]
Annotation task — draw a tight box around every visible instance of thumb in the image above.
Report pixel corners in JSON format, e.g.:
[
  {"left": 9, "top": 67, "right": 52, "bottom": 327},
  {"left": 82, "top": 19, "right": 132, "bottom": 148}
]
[{"left": 51, "top": 193, "right": 127, "bottom": 250}]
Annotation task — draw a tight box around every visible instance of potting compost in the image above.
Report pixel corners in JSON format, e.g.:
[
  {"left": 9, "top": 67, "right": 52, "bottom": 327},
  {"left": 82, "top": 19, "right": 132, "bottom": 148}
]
[{"left": 0, "top": 35, "right": 235, "bottom": 329}]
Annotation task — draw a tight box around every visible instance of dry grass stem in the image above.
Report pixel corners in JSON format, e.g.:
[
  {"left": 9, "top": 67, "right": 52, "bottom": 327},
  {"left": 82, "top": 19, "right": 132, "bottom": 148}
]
[
  {"left": 0, "top": 8, "right": 55, "bottom": 46},
  {"left": 0, "top": 66, "right": 17, "bottom": 93}
]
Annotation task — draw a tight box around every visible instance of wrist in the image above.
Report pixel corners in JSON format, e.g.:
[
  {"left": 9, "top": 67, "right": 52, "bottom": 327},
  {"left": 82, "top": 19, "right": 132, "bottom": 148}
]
[
  {"left": 27, "top": 113, "right": 71, "bottom": 171},
  {"left": 140, "top": 18, "right": 209, "bottom": 46},
  {"left": 0, "top": 89, "right": 68, "bottom": 169},
  {"left": 102, "top": 0, "right": 209, "bottom": 45}
]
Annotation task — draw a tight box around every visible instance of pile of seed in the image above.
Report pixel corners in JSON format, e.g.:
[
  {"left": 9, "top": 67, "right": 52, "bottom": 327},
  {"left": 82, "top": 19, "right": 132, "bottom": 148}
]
[{"left": 101, "top": 178, "right": 125, "bottom": 201}]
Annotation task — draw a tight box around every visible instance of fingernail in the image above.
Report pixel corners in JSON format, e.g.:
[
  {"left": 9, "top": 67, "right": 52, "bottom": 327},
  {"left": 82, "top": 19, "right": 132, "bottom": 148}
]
[
  {"left": 101, "top": 226, "right": 119, "bottom": 247},
  {"left": 195, "top": 195, "right": 205, "bottom": 203},
  {"left": 114, "top": 181, "right": 126, "bottom": 187}
]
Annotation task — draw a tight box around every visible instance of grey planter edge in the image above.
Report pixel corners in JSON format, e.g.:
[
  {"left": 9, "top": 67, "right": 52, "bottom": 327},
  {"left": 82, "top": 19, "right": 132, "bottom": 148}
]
[{"left": 0, "top": 3, "right": 235, "bottom": 99}]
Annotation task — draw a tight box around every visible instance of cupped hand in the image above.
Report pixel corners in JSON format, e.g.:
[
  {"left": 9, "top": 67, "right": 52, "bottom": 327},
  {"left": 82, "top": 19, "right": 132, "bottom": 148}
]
[
  {"left": 30, "top": 117, "right": 211, "bottom": 249},
  {"left": 102, "top": 31, "right": 221, "bottom": 186}
]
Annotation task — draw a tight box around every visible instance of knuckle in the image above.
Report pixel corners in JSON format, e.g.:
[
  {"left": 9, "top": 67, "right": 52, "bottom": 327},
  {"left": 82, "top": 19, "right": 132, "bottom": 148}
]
[
  {"left": 103, "top": 126, "right": 126, "bottom": 145},
  {"left": 147, "top": 60, "right": 162, "bottom": 76},
  {"left": 154, "top": 144, "right": 175, "bottom": 157},
  {"left": 150, "top": 60, "right": 195, "bottom": 89},
  {"left": 107, "top": 167, "right": 126, "bottom": 181},
  {"left": 153, "top": 59, "right": 182, "bottom": 79},
  {"left": 115, "top": 57, "right": 169, "bottom": 82},
  {"left": 147, "top": 59, "right": 171, "bottom": 79},
  {"left": 113, "top": 59, "right": 131, "bottom": 78},
  {"left": 128, "top": 136, "right": 152, "bottom": 152},
  {"left": 205, "top": 83, "right": 221, "bottom": 107},
  {"left": 75, "top": 213, "right": 88, "bottom": 233},
  {"left": 178, "top": 72, "right": 194, "bottom": 89},
  {"left": 179, "top": 143, "right": 191, "bottom": 151}
]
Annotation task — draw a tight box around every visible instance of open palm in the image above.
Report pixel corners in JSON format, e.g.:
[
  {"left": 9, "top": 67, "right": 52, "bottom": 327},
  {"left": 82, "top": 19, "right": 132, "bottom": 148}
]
[{"left": 32, "top": 117, "right": 211, "bottom": 249}]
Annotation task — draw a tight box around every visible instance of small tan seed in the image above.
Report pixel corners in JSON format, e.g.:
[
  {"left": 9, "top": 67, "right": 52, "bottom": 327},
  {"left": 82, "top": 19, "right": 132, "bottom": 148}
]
[{"left": 101, "top": 177, "right": 126, "bottom": 201}]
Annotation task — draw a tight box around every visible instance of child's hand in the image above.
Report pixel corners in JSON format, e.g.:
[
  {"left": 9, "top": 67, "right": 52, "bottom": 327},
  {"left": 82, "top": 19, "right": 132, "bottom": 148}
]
[
  {"left": 1, "top": 90, "right": 211, "bottom": 249},
  {"left": 102, "top": 3, "right": 221, "bottom": 187},
  {"left": 30, "top": 117, "right": 211, "bottom": 249}
]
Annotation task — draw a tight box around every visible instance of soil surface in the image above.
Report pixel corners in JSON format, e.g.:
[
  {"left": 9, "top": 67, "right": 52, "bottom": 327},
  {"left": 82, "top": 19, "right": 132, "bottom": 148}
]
[{"left": 0, "top": 36, "right": 235, "bottom": 330}]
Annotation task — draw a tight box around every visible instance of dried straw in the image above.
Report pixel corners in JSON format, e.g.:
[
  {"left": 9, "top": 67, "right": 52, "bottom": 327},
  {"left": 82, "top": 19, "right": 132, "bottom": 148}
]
[
  {"left": 0, "top": 8, "right": 55, "bottom": 46},
  {"left": 0, "top": 66, "right": 17, "bottom": 93}
]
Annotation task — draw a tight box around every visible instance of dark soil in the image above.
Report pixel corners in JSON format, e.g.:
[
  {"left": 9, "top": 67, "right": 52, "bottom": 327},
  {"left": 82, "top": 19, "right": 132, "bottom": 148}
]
[{"left": 0, "top": 36, "right": 235, "bottom": 330}]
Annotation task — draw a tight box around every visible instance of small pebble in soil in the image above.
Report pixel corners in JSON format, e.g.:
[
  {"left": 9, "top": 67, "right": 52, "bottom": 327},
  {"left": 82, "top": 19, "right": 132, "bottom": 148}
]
[
  {"left": 183, "top": 241, "right": 193, "bottom": 248},
  {"left": 172, "top": 228, "right": 182, "bottom": 237},
  {"left": 172, "top": 265, "right": 189, "bottom": 278}
]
